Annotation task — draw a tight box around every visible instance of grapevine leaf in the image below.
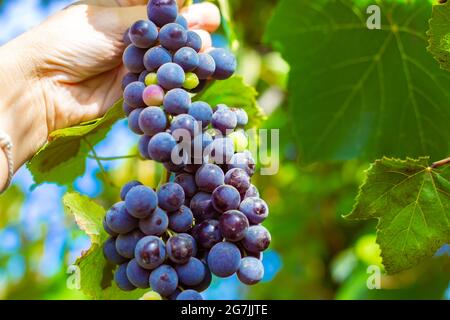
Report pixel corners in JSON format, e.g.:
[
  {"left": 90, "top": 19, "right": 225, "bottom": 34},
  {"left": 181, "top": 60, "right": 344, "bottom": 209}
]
[
  {"left": 428, "top": 0, "right": 450, "bottom": 71},
  {"left": 194, "top": 76, "right": 266, "bottom": 127},
  {"left": 63, "top": 192, "right": 146, "bottom": 300},
  {"left": 27, "top": 100, "right": 125, "bottom": 186},
  {"left": 345, "top": 157, "right": 450, "bottom": 274},
  {"left": 265, "top": 0, "right": 450, "bottom": 163}
]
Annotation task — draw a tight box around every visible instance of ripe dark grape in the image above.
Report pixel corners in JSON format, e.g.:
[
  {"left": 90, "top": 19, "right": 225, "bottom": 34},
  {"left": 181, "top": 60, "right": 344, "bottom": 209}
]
[
  {"left": 175, "top": 15, "right": 188, "bottom": 29},
  {"left": 122, "top": 73, "right": 139, "bottom": 91},
  {"left": 128, "top": 108, "right": 144, "bottom": 135},
  {"left": 129, "top": 20, "right": 158, "bottom": 49},
  {"left": 142, "top": 85, "right": 165, "bottom": 107},
  {"left": 219, "top": 210, "right": 249, "bottom": 242},
  {"left": 177, "top": 290, "right": 203, "bottom": 300},
  {"left": 209, "top": 48, "right": 237, "bottom": 80},
  {"left": 138, "top": 107, "right": 167, "bottom": 136},
  {"left": 186, "top": 31, "right": 202, "bottom": 52},
  {"left": 163, "top": 88, "right": 191, "bottom": 115},
  {"left": 135, "top": 236, "right": 166, "bottom": 270},
  {"left": 115, "top": 262, "right": 136, "bottom": 291},
  {"left": 242, "top": 225, "right": 271, "bottom": 253},
  {"left": 208, "top": 242, "right": 241, "bottom": 278},
  {"left": 103, "top": 237, "right": 127, "bottom": 265},
  {"left": 105, "top": 202, "right": 138, "bottom": 234},
  {"left": 147, "top": 0, "right": 178, "bottom": 27},
  {"left": 157, "top": 182, "right": 185, "bottom": 212},
  {"left": 224, "top": 168, "right": 250, "bottom": 194},
  {"left": 103, "top": 218, "right": 118, "bottom": 237},
  {"left": 195, "top": 53, "right": 216, "bottom": 80},
  {"left": 239, "top": 197, "right": 269, "bottom": 225},
  {"left": 123, "top": 45, "right": 146, "bottom": 73},
  {"left": 170, "top": 114, "right": 199, "bottom": 139},
  {"left": 209, "top": 137, "right": 235, "bottom": 164},
  {"left": 229, "top": 151, "right": 256, "bottom": 176},
  {"left": 233, "top": 108, "right": 249, "bottom": 127},
  {"left": 125, "top": 185, "right": 158, "bottom": 219},
  {"left": 175, "top": 257, "right": 206, "bottom": 286},
  {"left": 124, "top": 81, "right": 145, "bottom": 108},
  {"left": 243, "top": 184, "right": 260, "bottom": 200},
  {"left": 126, "top": 259, "right": 151, "bottom": 289},
  {"left": 166, "top": 233, "right": 196, "bottom": 264},
  {"left": 138, "top": 135, "right": 152, "bottom": 159},
  {"left": 123, "top": 102, "right": 134, "bottom": 117},
  {"left": 120, "top": 180, "right": 142, "bottom": 201},
  {"left": 212, "top": 107, "right": 238, "bottom": 134},
  {"left": 195, "top": 164, "right": 224, "bottom": 193},
  {"left": 189, "top": 263, "right": 212, "bottom": 292},
  {"left": 144, "top": 46, "right": 172, "bottom": 71},
  {"left": 148, "top": 132, "right": 177, "bottom": 162},
  {"left": 116, "top": 229, "right": 145, "bottom": 259},
  {"left": 188, "top": 101, "right": 213, "bottom": 128},
  {"left": 191, "top": 219, "right": 222, "bottom": 249},
  {"left": 139, "top": 207, "right": 169, "bottom": 236},
  {"left": 169, "top": 205, "right": 194, "bottom": 232},
  {"left": 190, "top": 192, "right": 219, "bottom": 222},
  {"left": 149, "top": 264, "right": 178, "bottom": 297},
  {"left": 159, "top": 23, "right": 188, "bottom": 51},
  {"left": 237, "top": 257, "right": 264, "bottom": 285},
  {"left": 174, "top": 173, "right": 197, "bottom": 198},
  {"left": 174, "top": 47, "right": 200, "bottom": 72},
  {"left": 211, "top": 185, "right": 241, "bottom": 213},
  {"left": 157, "top": 63, "right": 185, "bottom": 90},
  {"left": 123, "top": 28, "right": 132, "bottom": 46}
]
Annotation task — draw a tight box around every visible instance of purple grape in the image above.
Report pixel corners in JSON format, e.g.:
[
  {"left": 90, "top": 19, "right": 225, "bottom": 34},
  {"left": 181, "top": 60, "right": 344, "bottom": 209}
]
[
  {"left": 188, "top": 101, "right": 213, "bottom": 128},
  {"left": 148, "top": 132, "right": 177, "bottom": 162},
  {"left": 186, "top": 31, "right": 202, "bottom": 53},
  {"left": 123, "top": 28, "right": 132, "bottom": 46},
  {"left": 224, "top": 168, "right": 251, "bottom": 195},
  {"left": 228, "top": 151, "right": 256, "bottom": 176},
  {"left": 163, "top": 88, "right": 191, "bottom": 115},
  {"left": 242, "top": 225, "right": 271, "bottom": 253},
  {"left": 174, "top": 173, "right": 197, "bottom": 198},
  {"left": 106, "top": 202, "right": 138, "bottom": 234},
  {"left": 135, "top": 236, "right": 166, "bottom": 270},
  {"left": 243, "top": 184, "right": 260, "bottom": 199},
  {"left": 190, "top": 192, "right": 219, "bottom": 222},
  {"left": 175, "top": 15, "right": 188, "bottom": 29},
  {"left": 126, "top": 258, "right": 151, "bottom": 289},
  {"left": 166, "top": 233, "right": 196, "bottom": 264},
  {"left": 211, "top": 185, "right": 241, "bottom": 213},
  {"left": 144, "top": 46, "right": 173, "bottom": 71},
  {"left": 138, "top": 107, "right": 167, "bottom": 136},
  {"left": 195, "top": 53, "right": 216, "bottom": 79},
  {"left": 115, "top": 262, "right": 136, "bottom": 291},
  {"left": 116, "top": 229, "right": 145, "bottom": 259},
  {"left": 125, "top": 185, "right": 158, "bottom": 219},
  {"left": 212, "top": 107, "right": 238, "bottom": 134},
  {"left": 209, "top": 137, "right": 235, "bottom": 165},
  {"left": 123, "top": 102, "right": 134, "bottom": 117},
  {"left": 103, "top": 237, "right": 127, "bottom": 265},
  {"left": 103, "top": 217, "right": 118, "bottom": 237},
  {"left": 209, "top": 48, "right": 237, "bottom": 80},
  {"left": 219, "top": 210, "right": 249, "bottom": 242},
  {"left": 170, "top": 114, "right": 199, "bottom": 139},
  {"left": 207, "top": 242, "right": 241, "bottom": 278},
  {"left": 150, "top": 264, "right": 178, "bottom": 297},
  {"left": 122, "top": 73, "right": 139, "bottom": 91},
  {"left": 175, "top": 257, "right": 206, "bottom": 286},
  {"left": 120, "top": 180, "right": 143, "bottom": 201},
  {"left": 232, "top": 108, "right": 249, "bottom": 127},
  {"left": 123, "top": 45, "right": 146, "bottom": 73},
  {"left": 159, "top": 23, "right": 188, "bottom": 51},
  {"left": 239, "top": 197, "right": 269, "bottom": 225},
  {"left": 124, "top": 81, "right": 145, "bottom": 108},
  {"left": 129, "top": 20, "right": 158, "bottom": 48},
  {"left": 169, "top": 205, "right": 194, "bottom": 232},
  {"left": 147, "top": 0, "right": 178, "bottom": 27},
  {"left": 195, "top": 164, "right": 224, "bottom": 193},
  {"left": 128, "top": 108, "right": 144, "bottom": 135},
  {"left": 174, "top": 47, "right": 200, "bottom": 72},
  {"left": 138, "top": 135, "right": 152, "bottom": 159},
  {"left": 157, "top": 182, "right": 185, "bottom": 212},
  {"left": 237, "top": 257, "right": 264, "bottom": 285},
  {"left": 191, "top": 219, "right": 222, "bottom": 249},
  {"left": 139, "top": 207, "right": 169, "bottom": 236},
  {"left": 157, "top": 63, "right": 186, "bottom": 90}
]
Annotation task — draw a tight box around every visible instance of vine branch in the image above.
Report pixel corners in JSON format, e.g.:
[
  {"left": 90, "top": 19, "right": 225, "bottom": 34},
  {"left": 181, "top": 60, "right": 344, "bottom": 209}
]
[
  {"left": 430, "top": 157, "right": 450, "bottom": 169},
  {"left": 87, "top": 154, "right": 138, "bottom": 161},
  {"left": 83, "top": 137, "right": 114, "bottom": 187}
]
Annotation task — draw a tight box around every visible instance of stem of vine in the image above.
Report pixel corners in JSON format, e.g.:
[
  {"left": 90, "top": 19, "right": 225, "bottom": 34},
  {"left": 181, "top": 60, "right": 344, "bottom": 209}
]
[{"left": 431, "top": 157, "right": 450, "bottom": 169}]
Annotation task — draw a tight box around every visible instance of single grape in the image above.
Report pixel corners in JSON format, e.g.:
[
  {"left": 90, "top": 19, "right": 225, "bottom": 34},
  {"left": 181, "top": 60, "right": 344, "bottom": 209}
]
[
  {"left": 138, "top": 106, "right": 167, "bottom": 136},
  {"left": 229, "top": 130, "right": 249, "bottom": 152},
  {"left": 237, "top": 257, "right": 264, "bottom": 285},
  {"left": 224, "top": 168, "right": 250, "bottom": 195},
  {"left": 195, "top": 53, "right": 216, "bottom": 79},
  {"left": 139, "top": 207, "right": 169, "bottom": 236},
  {"left": 242, "top": 225, "right": 271, "bottom": 253},
  {"left": 175, "top": 257, "right": 206, "bottom": 286},
  {"left": 126, "top": 259, "right": 151, "bottom": 289},
  {"left": 195, "top": 164, "right": 224, "bottom": 193},
  {"left": 219, "top": 210, "right": 249, "bottom": 242},
  {"left": 211, "top": 185, "right": 241, "bottom": 213},
  {"left": 103, "top": 237, "right": 127, "bottom": 265},
  {"left": 177, "top": 290, "right": 204, "bottom": 300},
  {"left": 125, "top": 185, "right": 158, "bottom": 219},
  {"left": 243, "top": 184, "right": 260, "bottom": 200},
  {"left": 212, "top": 107, "right": 238, "bottom": 134},
  {"left": 163, "top": 88, "right": 191, "bottom": 115},
  {"left": 129, "top": 20, "right": 158, "bottom": 49},
  {"left": 209, "top": 48, "right": 237, "bottom": 80},
  {"left": 124, "top": 81, "right": 145, "bottom": 108},
  {"left": 115, "top": 262, "right": 136, "bottom": 291},
  {"left": 145, "top": 72, "right": 158, "bottom": 86},
  {"left": 183, "top": 72, "right": 200, "bottom": 90},
  {"left": 149, "top": 264, "right": 178, "bottom": 297},
  {"left": 120, "top": 180, "right": 143, "bottom": 201},
  {"left": 159, "top": 23, "right": 188, "bottom": 51},
  {"left": 186, "top": 31, "right": 202, "bottom": 53},
  {"left": 157, "top": 63, "right": 186, "bottom": 90},
  {"left": 169, "top": 205, "right": 194, "bottom": 232},
  {"left": 103, "top": 217, "right": 118, "bottom": 237},
  {"left": 135, "top": 236, "right": 166, "bottom": 270},
  {"left": 128, "top": 108, "right": 144, "bottom": 135},
  {"left": 106, "top": 202, "right": 138, "bottom": 234},
  {"left": 166, "top": 233, "right": 196, "bottom": 264},
  {"left": 175, "top": 15, "right": 188, "bottom": 29},
  {"left": 147, "top": 0, "right": 178, "bottom": 27},
  {"left": 174, "top": 173, "right": 197, "bottom": 198},
  {"left": 239, "top": 197, "right": 269, "bottom": 225},
  {"left": 190, "top": 192, "right": 219, "bottom": 222},
  {"left": 148, "top": 132, "right": 177, "bottom": 162},
  {"left": 123, "top": 102, "right": 134, "bottom": 117},
  {"left": 139, "top": 70, "right": 150, "bottom": 83},
  {"left": 208, "top": 137, "right": 235, "bottom": 165},
  {"left": 188, "top": 262, "right": 212, "bottom": 292},
  {"left": 122, "top": 73, "right": 139, "bottom": 91},
  {"left": 188, "top": 101, "right": 213, "bottom": 128},
  {"left": 157, "top": 182, "right": 185, "bottom": 212},
  {"left": 170, "top": 114, "right": 199, "bottom": 139},
  {"left": 123, "top": 45, "right": 146, "bottom": 73},
  {"left": 116, "top": 229, "right": 145, "bottom": 259},
  {"left": 142, "top": 85, "right": 165, "bottom": 107},
  {"left": 228, "top": 151, "right": 256, "bottom": 176},
  {"left": 174, "top": 47, "right": 199, "bottom": 72},
  {"left": 138, "top": 135, "right": 152, "bottom": 159},
  {"left": 123, "top": 28, "right": 132, "bottom": 46},
  {"left": 232, "top": 108, "right": 249, "bottom": 127},
  {"left": 144, "top": 46, "right": 172, "bottom": 71},
  {"left": 207, "top": 242, "right": 241, "bottom": 278},
  {"left": 191, "top": 219, "right": 222, "bottom": 249}
]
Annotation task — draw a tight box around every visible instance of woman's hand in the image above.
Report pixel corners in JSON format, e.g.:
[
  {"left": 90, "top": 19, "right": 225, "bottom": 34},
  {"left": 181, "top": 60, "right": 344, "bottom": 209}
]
[{"left": 0, "top": 0, "right": 220, "bottom": 190}]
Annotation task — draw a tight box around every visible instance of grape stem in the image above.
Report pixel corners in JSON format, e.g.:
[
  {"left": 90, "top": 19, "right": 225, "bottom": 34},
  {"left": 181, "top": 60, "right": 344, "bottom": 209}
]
[
  {"left": 87, "top": 154, "right": 138, "bottom": 161},
  {"left": 431, "top": 157, "right": 450, "bottom": 169},
  {"left": 83, "top": 137, "right": 114, "bottom": 187}
]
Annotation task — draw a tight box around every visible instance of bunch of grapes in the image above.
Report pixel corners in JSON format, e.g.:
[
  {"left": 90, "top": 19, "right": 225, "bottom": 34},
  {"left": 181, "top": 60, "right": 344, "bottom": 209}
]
[{"left": 103, "top": 0, "right": 271, "bottom": 300}]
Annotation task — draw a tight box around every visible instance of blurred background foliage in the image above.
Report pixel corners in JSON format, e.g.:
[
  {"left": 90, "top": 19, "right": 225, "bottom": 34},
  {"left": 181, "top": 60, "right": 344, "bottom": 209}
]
[{"left": 0, "top": 0, "right": 448, "bottom": 300}]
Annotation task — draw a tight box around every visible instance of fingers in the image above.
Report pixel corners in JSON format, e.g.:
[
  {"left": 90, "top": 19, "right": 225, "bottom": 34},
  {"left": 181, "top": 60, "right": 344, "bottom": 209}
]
[
  {"left": 181, "top": 2, "right": 221, "bottom": 33},
  {"left": 77, "top": 0, "right": 184, "bottom": 7}
]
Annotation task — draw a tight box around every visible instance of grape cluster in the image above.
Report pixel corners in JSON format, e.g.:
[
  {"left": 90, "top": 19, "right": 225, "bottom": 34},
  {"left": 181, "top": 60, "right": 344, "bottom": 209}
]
[{"left": 103, "top": 0, "right": 271, "bottom": 300}]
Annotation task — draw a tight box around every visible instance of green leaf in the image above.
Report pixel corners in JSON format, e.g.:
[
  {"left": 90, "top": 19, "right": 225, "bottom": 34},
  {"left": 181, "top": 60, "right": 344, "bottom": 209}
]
[
  {"left": 28, "top": 100, "right": 125, "bottom": 186},
  {"left": 265, "top": 0, "right": 450, "bottom": 163},
  {"left": 345, "top": 157, "right": 450, "bottom": 274},
  {"left": 194, "top": 76, "right": 266, "bottom": 127},
  {"left": 63, "top": 192, "right": 147, "bottom": 300},
  {"left": 428, "top": 1, "right": 450, "bottom": 71}
]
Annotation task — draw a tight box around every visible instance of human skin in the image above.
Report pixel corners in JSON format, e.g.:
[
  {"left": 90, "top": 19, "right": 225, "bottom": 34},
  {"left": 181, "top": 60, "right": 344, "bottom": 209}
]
[{"left": 0, "top": 0, "right": 220, "bottom": 191}]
